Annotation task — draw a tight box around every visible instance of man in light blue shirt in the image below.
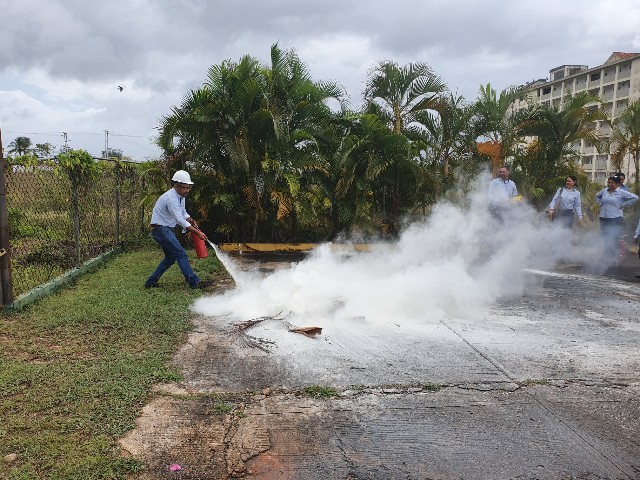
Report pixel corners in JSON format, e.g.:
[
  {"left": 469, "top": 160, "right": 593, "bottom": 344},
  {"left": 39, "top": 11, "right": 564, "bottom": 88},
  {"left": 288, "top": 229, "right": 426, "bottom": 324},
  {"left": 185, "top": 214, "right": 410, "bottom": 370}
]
[
  {"left": 144, "top": 170, "right": 212, "bottom": 289},
  {"left": 488, "top": 166, "right": 518, "bottom": 221}
]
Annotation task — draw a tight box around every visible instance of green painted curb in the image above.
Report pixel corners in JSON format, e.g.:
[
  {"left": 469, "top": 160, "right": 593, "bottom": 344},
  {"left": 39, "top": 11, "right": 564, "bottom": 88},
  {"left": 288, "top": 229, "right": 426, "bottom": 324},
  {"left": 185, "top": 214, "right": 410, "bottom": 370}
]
[{"left": 6, "top": 247, "right": 121, "bottom": 310}]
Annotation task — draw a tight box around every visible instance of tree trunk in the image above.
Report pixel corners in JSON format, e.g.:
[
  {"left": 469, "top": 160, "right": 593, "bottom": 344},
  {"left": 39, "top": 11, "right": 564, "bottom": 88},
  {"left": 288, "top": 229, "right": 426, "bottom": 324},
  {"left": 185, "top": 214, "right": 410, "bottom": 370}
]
[{"left": 635, "top": 150, "right": 639, "bottom": 195}]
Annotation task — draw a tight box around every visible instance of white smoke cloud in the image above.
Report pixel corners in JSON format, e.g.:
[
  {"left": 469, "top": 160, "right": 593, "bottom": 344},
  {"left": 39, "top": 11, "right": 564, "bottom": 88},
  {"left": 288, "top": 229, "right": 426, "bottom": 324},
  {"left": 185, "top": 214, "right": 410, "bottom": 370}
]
[{"left": 193, "top": 176, "right": 604, "bottom": 329}]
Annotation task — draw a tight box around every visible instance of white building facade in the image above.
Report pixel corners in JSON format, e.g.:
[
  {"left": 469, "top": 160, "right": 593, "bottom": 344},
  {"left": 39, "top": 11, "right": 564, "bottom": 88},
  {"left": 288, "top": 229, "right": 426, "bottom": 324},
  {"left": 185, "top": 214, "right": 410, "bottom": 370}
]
[{"left": 511, "top": 52, "right": 640, "bottom": 184}]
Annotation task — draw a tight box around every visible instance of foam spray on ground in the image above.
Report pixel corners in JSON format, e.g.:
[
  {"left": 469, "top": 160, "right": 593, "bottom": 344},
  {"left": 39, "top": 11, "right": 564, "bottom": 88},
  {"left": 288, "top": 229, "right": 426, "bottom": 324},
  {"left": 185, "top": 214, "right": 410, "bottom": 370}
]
[{"left": 207, "top": 239, "right": 246, "bottom": 286}]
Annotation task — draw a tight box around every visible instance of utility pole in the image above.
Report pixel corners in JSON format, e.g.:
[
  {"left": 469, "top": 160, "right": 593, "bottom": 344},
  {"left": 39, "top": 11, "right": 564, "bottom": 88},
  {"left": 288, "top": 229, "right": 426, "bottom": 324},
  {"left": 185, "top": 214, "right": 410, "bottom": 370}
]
[
  {"left": 62, "top": 132, "right": 69, "bottom": 152},
  {"left": 104, "top": 130, "right": 110, "bottom": 159}
]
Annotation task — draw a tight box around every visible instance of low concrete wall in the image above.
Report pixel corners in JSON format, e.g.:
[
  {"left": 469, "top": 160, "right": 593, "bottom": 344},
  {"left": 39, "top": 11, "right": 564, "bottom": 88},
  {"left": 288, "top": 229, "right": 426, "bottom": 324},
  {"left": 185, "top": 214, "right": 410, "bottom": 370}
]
[{"left": 6, "top": 247, "right": 120, "bottom": 310}]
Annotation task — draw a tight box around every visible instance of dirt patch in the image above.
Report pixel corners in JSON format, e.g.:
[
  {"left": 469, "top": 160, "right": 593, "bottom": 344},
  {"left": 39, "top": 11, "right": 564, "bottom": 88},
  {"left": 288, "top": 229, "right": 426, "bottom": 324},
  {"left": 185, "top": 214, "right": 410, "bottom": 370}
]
[{"left": 119, "top": 391, "right": 271, "bottom": 478}]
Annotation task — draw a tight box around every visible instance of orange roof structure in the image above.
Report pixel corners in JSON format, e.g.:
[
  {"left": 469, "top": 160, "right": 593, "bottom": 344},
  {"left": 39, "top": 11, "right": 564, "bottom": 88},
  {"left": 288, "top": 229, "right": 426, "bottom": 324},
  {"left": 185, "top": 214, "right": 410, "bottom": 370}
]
[
  {"left": 477, "top": 141, "right": 502, "bottom": 176},
  {"left": 604, "top": 52, "right": 640, "bottom": 64}
]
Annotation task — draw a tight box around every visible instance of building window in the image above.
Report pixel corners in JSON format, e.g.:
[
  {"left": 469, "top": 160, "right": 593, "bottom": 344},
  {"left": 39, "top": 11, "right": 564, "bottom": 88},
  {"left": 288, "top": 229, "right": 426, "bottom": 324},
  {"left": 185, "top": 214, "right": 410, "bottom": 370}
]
[
  {"left": 591, "top": 73, "right": 601, "bottom": 81},
  {"left": 543, "top": 87, "right": 551, "bottom": 95}
]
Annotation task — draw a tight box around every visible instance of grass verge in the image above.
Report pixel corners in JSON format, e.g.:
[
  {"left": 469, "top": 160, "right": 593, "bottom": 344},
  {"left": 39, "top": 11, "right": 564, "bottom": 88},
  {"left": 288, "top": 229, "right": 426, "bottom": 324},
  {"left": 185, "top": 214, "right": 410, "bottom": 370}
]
[{"left": 0, "top": 242, "right": 226, "bottom": 479}]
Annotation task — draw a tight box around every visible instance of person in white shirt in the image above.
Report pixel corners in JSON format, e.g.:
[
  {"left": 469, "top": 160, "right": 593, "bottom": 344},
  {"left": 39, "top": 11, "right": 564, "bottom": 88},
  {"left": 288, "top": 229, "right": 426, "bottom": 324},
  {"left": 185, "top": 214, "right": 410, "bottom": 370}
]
[
  {"left": 546, "top": 176, "right": 583, "bottom": 228},
  {"left": 144, "top": 170, "right": 212, "bottom": 290},
  {"left": 488, "top": 166, "right": 518, "bottom": 221}
]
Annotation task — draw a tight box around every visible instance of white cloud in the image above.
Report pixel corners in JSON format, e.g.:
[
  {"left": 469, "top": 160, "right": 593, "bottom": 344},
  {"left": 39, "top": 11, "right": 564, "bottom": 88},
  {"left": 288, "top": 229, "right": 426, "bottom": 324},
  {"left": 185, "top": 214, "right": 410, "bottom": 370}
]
[{"left": 2, "top": 0, "right": 640, "bottom": 159}]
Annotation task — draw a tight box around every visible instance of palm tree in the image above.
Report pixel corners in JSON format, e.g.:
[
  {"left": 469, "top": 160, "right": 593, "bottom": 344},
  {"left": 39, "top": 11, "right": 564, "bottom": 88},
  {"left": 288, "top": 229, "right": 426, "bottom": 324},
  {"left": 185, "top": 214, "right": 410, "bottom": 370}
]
[
  {"left": 611, "top": 99, "right": 640, "bottom": 193},
  {"left": 157, "top": 44, "right": 345, "bottom": 241},
  {"left": 8, "top": 136, "right": 33, "bottom": 156},
  {"left": 260, "top": 44, "right": 346, "bottom": 238},
  {"left": 363, "top": 61, "right": 446, "bottom": 224},
  {"left": 514, "top": 92, "right": 606, "bottom": 199},
  {"left": 410, "top": 94, "right": 477, "bottom": 200},
  {"left": 523, "top": 92, "right": 606, "bottom": 164},
  {"left": 34, "top": 143, "right": 55, "bottom": 158},
  {"left": 473, "top": 83, "right": 525, "bottom": 172},
  {"left": 364, "top": 61, "right": 446, "bottom": 135}
]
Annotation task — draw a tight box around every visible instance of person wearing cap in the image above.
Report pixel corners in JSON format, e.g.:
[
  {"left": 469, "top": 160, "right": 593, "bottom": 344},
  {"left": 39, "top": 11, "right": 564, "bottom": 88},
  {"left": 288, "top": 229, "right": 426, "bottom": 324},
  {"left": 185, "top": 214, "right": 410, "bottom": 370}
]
[{"left": 144, "top": 170, "right": 212, "bottom": 289}]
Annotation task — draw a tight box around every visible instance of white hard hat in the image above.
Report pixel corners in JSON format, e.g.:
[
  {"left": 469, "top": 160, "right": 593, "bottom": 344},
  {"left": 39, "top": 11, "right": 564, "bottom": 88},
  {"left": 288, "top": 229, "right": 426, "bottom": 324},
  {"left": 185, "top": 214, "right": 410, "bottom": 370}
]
[{"left": 171, "top": 170, "right": 194, "bottom": 185}]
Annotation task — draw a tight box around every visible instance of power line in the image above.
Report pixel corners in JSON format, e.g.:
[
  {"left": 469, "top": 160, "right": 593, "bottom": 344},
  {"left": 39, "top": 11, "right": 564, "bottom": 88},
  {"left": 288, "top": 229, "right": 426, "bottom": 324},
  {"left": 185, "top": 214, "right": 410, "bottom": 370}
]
[{"left": 2, "top": 129, "right": 163, "bottom": 161}]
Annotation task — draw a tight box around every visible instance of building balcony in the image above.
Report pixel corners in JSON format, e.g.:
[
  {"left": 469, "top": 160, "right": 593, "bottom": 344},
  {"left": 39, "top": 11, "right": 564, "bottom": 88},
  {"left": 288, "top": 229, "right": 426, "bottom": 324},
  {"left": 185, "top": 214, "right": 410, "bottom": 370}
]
[
  {"left": 617, "top": 88, "right": 630, "bottom": 98},
  {"left": 618, "top": 69, "right": 631, "bottom": 79}
]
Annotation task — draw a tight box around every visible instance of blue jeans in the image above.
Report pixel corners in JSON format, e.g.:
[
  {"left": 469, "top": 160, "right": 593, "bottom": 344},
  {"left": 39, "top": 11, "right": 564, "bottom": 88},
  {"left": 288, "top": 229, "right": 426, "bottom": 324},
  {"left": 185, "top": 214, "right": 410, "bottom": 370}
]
[
  {"left": 599, "top": 217, "right": 623, "bottom": 260},
  {"left": 145, "top": 226, "right": 200, "bottom": 288}
]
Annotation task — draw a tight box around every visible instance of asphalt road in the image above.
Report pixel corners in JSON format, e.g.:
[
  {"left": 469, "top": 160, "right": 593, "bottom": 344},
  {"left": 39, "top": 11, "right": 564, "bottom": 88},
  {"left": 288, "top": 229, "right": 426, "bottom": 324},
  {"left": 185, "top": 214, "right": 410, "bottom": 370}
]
[{"left": 121, "top": 254, "right": 640, "bottom": 480}]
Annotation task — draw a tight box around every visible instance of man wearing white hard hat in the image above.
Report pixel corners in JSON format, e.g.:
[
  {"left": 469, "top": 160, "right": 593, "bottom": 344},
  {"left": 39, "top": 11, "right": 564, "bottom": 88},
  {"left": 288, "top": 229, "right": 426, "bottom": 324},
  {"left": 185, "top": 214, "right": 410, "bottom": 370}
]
[{"left": 144, "top": 170, "right": 212, "bottom": 289}]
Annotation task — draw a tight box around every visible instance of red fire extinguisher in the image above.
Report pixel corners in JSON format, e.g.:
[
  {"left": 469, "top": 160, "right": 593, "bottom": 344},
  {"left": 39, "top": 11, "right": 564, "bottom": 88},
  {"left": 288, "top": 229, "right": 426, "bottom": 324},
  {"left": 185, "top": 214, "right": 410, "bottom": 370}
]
[{"left": 191, "top": 231, "right": 208, "bottom": 259}]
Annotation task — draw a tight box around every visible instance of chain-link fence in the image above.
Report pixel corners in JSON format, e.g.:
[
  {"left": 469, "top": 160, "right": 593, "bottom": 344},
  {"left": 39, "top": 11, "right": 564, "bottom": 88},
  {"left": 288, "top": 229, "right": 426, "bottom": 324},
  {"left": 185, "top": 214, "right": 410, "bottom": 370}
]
[{"left": 4, "top": 159, "right": 150, "bottom": 300}]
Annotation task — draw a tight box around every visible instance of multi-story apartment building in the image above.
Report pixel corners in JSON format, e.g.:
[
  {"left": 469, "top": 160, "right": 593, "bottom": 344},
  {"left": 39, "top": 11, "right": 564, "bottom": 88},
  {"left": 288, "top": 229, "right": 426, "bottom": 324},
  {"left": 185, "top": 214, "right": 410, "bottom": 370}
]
[{"left": 510, "top": 52, "right": 640, "bottom": 184}]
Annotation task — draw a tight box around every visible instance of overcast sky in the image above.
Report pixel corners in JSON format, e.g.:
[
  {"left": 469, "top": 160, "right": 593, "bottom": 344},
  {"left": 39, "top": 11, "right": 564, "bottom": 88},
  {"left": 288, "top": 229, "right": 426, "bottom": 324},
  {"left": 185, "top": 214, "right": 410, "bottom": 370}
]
[{"left": 1, "top": 0, "right": 640, "bottom": 161}]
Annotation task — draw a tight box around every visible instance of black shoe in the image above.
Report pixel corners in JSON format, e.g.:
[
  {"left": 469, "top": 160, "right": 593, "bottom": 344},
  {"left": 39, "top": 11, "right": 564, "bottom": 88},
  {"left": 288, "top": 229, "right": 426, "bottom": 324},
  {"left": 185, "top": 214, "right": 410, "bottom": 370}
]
[
  {"left": 144, "top": 282, "right": 159, "bottom": 289},
  {"left": 635, "top": 274, "right": 640, "bottom": 278},
  {"left": 193, "top": 279, "right": 214, "bottom": 290}
]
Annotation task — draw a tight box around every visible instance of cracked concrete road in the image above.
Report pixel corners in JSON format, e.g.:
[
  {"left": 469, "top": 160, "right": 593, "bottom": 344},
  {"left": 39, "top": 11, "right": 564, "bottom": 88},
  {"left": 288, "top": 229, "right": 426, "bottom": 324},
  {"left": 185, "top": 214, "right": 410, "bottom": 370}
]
[{"left": 120, "top": 257, "right": 640, "bottom": 480}]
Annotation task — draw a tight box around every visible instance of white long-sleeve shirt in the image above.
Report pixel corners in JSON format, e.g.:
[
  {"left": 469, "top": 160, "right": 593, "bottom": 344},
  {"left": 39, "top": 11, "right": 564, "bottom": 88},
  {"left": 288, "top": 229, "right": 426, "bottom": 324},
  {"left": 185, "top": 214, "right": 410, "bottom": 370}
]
[
  {"left": 488, "top": 178, "right": 517, "bottom": 205},
  {"left": 150, "top": 188, "right": 191, "bottom": 229},
  {"left": 547, "top": 187, "right": 583, "bottom": 219},
  {"left": 595, "top": 187, "right": 638, "bottom": 218}
]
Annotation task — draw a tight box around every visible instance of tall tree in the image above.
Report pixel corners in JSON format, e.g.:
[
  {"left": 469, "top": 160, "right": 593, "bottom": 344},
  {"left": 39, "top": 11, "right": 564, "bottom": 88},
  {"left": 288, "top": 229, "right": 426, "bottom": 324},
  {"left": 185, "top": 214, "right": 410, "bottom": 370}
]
[
  {"left": 364, "top": 61, "right": 446, "bottom": 135},
  {"left": 514, "top": 92, "right": 606, "bottom": 199},
  {"left": 410, "top": 94, "right": 477, "bottom": 200},
  {"left": 611, "top": 99, "right": 640, "bottom": 193},
  {"left": 156, "top": 44, "right": 345, "bottom": 241},
  {"left": 363, "top": 61, "right": 446, "bottom": 224},
  {"left": 34, "top": 142, "right": 55, "bottom": 158},
  {"left": 7, "top": 136, "right": 33, "bottom": 156},
  {"left": 522, "top": 92, "right": 606, "bottom": 165},
  {"left": 473, "top": 83, "right": 525, "bottom": 171}
]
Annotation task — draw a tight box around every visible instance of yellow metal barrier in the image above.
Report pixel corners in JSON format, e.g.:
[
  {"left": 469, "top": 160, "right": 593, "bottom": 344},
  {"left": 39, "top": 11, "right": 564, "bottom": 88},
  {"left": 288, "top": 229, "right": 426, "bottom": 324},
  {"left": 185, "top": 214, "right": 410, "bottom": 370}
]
[{"left": 217, "top": 243, "right": 372, "bottom": 254}]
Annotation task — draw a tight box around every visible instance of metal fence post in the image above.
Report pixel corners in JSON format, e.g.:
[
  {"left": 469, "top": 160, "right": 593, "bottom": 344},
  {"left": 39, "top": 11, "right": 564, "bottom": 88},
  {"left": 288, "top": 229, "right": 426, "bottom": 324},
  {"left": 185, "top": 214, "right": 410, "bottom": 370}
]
[
  {"left": 114, "top": 161, "right": 121, "bottom": 244},
  {"left": 0, "top": 128, "right": 14, "bottom": 305},
  {"left": 72, "top": 174, "right": 81, "bottom": 267},
  {"left": 140, "top": 176, "right": 146, "bottom": 234}
]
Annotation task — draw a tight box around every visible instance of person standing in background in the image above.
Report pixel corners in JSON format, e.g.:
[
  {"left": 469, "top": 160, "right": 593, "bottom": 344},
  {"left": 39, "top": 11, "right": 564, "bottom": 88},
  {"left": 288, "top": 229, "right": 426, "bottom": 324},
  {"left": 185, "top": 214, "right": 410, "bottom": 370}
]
[
  {"left": 488, "top": 166, "right": 518, "bottom": 221},
  {"left": 547, "top": 176, "right": 583, "bottom": 228},
  {"left": 615, "top": 172, "right": 629, "bottom": 191},
  {"left": 595, "top": 175, "right": 638, "bottom": 263}
]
